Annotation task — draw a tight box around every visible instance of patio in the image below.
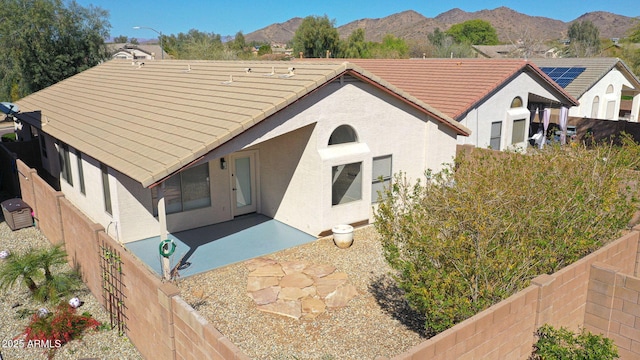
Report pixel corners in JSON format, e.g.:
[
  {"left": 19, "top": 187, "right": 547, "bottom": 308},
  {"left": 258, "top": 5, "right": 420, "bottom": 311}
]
[{"left": 125, "top": 214, "right": 317, "bottom": 278}]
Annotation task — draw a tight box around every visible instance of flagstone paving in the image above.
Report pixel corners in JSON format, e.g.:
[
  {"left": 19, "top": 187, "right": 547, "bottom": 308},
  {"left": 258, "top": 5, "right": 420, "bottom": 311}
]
[{"left": 245, "top": 257, "right": 359, "bottom": 319}]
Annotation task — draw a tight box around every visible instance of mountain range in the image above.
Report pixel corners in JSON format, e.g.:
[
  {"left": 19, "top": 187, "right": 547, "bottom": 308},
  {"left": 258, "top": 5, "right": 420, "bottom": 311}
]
[{"left": 244, "top": 7, "right": 639, "bottom": 45}]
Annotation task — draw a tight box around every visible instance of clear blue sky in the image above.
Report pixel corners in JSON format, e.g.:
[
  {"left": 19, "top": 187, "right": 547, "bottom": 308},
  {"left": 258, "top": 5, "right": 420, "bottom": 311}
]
[{"left": 74, "top": 0, "right": 639, "bottom": 40}]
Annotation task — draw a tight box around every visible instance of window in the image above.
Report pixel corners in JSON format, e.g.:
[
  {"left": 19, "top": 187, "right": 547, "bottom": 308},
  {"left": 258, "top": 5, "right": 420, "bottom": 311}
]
[
  {"left": 332, "top": 162, "right": 362, "bottom": 206},
  {"left": 372, "top": 155, "right": 392, "bottom": 203},
  {"left": 591, "top": 96, "right": 600, "bottom": 118},
  {"left": 510, "top": 97, "right": 523, "bottom": 108},
  {"left": 76, "top": 151, "right": 85, "bottom": 195},
  {"left": 59, "top": 143, "right": 73, "bottom": 185},
  {"left": 101, "top": 163, "right": 112, "bottom": 215},
  {"left": 511, "top": 119, "right": 526, "bottom": 144},
  {"left": 328, "top": 125, "right": 357, "bottom": 145},
  {"left": 152, "top": 163, "right": 211, "bottom": 215},
  {"left": 490, "top": 121, "right": 502, "bottom": 150}
]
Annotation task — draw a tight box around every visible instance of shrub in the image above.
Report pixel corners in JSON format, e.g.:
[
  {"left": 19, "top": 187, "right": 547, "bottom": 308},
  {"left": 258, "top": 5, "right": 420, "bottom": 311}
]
[
  {"left": 530, "top": 324, "right": 619, "bottom": 359},
  {"left": 21, "top": 301, "right": 101, "bottom": 358},
  {"left": 375, "top": 140, "right": 640, "bottom": 336}
]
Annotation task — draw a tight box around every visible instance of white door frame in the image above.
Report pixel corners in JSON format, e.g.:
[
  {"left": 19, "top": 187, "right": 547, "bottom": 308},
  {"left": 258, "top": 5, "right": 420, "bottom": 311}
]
[{"left": 229, "top": 151, "right": 258, "bottom": 217}]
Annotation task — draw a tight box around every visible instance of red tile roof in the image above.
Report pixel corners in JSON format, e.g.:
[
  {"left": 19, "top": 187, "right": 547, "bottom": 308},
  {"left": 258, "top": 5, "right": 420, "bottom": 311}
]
[{"left": 296, "top": 58, "right": 578, "bottom": 120}]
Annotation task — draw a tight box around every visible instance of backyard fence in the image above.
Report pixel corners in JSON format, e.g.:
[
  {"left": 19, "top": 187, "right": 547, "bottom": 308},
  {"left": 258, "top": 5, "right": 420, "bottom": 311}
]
[{"left": 15, "top": 158, "right": 640, "bottom": 359}]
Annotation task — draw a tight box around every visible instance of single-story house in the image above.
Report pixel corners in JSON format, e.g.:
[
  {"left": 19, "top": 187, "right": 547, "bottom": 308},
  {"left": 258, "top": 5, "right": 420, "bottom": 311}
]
[
  {"left": 343, "top": 59, "right": 579, "bottom": 150},
  {"left": 13, "top": 60, "right": 469, "bottom": 244},
  {"left": 108, "top": 43, "right": 168, "bottom": 60},
  {"left": 530, "top": 57, "right": 640, "bottom": 122}
]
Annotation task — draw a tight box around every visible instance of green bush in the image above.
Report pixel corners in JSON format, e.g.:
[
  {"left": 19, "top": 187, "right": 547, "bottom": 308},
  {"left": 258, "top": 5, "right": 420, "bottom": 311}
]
[
  {"left": 530, "top": 324, "right": 619, "bottom": 359},
  {"left": 375, "top": 139, "right": 640, "bottom": 336},
  {"left": 0, "top": 245, "right": 81, "bottom": 303}
]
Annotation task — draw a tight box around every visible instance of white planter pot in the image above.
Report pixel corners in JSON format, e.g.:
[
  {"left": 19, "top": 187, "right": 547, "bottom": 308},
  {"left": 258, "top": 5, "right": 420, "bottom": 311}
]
[{"left": 332, "top": 224, "right": 354, "bottom": 249}]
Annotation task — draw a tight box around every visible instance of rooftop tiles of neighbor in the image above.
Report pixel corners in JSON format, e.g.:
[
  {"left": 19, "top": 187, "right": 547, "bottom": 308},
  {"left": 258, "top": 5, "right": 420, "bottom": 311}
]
[{"left": 125, "top": 214, "right": 317, "bottom": 278}]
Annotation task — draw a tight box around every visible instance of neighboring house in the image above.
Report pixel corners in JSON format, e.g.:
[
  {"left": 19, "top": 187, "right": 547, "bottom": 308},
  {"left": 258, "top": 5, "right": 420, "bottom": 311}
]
[
  {"left": 530, "top": 57, "right": 640, "bottom": 122},
  {"left": 108, "top": 43, "right": 168, "bottom": 60},
  {"left": 472, "top": 44, "right": 557, "bottom": 59},
  {"left": 344, "top": 59, "right": 578, "bottom": 150},
  {"left": 12, "top": 60, "right": 469, "bottom": 243}
]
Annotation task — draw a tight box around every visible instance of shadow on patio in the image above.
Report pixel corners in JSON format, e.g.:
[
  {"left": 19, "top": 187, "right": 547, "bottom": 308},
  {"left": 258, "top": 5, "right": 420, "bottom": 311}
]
[{"left": 125, "top": 214, "right": 317, "bottom": 278}]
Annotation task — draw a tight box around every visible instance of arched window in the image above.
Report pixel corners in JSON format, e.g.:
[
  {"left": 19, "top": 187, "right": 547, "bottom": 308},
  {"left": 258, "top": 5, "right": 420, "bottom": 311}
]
[
  {"left": 591, "top": 96, "right": 599, "bottom": 118},
  {"left": 606, "top": 84, "right": 614, "bottom": 94},
  {"left": 328, "top": 125, "right": 358, "bottom": 145},
  {"left": 510, "top": 96, "right": 523, "bottom": 108}
]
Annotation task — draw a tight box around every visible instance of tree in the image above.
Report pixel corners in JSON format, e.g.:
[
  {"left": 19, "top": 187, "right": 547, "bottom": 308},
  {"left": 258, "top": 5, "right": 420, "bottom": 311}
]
[
  {"left": 375, "top": 139, "right": 640, "bottom": 335},
  {"left": 567, "top": 20, "right": 601, "bottom": 57},
  {"left": 369, "top": 34, "right": 410, "bottom": 59},
  {"left": 113, "top": 35, "right": 129, "bottom": 43},
  {"left": 427, "top": 28, "right": 475, "bottom": 58},
  {"left": 292, "top": 15, "right": 340, "bottom": 58},
  {"left": 446, "top": 19, "right": 499, "bottom": 45},
  {"left": 163, "top": 29, "right": 234, "bottom": 60},
  {"left": 341, "top": 28, "right": 370, "bottom": 58},
  {"left": 0, "top": 0, "right": 111, "bottom": 101}
]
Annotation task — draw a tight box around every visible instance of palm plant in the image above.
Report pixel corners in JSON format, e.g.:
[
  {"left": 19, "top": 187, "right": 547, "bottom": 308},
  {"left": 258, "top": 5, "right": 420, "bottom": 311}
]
[
  {"left": 0, "top": 245, "right": 81, "bottom": 303},
  {"left": 0, "top": 249, "right": 41, "bottom": 295}
]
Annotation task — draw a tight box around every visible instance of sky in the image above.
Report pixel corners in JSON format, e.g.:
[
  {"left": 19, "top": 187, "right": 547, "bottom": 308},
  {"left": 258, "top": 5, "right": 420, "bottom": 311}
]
[{"left": 74, "top": 0, "right": 640, "bottom": 40}]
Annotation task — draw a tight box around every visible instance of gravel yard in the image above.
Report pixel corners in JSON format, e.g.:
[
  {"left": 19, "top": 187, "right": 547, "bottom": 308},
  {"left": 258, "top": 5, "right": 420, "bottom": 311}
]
[
  {"left": 179, "top": 225, "right": 427, "bottom": 360},
  {"left": 0, "top": 218, "right": 143, "bottom": 360}
]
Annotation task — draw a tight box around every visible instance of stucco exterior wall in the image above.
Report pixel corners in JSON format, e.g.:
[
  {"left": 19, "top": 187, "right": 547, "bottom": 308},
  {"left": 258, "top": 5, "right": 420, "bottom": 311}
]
[
  {"left": 43, "top": 76, "right": 461, "bottom": 242},
  {"left": 458, "top": 72, "right": 567, "bottom": 150},
  {"left": 572, "top": 68, "right": 633, "bottom": 120}
]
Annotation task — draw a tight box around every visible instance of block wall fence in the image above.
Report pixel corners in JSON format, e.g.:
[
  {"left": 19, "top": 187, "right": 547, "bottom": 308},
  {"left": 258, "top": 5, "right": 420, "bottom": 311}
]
[{"left": 15, "top": 159, "right": 640, "bottom": 359}]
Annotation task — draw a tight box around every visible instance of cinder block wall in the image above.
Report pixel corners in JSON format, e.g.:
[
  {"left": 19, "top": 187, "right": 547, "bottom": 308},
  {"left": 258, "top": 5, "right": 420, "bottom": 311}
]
[
  {"left": 16, "top": 159, "right": 640, "bottom": 360},
  {"left": 16, "top": 160, "right": 250, "bottom": 360},
  {"left": 584, "top": 262, "right": 640, "bottom": 359}
]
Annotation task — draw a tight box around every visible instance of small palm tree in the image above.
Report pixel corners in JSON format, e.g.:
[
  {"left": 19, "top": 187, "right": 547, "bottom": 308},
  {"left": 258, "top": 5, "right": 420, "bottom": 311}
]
[
  {"left": 32, "top": 245, "right": 81, "bottom": 303},
  {"left": 0, "top": 249, "right": 42, "bottom": 295},
  {"left": 0, "top": 245, "right": 81, "bottom": 303}
]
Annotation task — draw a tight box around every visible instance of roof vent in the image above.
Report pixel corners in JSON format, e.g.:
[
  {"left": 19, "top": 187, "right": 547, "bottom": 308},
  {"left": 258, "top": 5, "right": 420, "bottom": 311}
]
[
  {"left": 280, "top": 67, "right": 295, "bottom": 78},
  {"left": 221, "top": 75, "right": 233, "bottom": 85},
  {"left": 245, "top": 68, "right": 252, "bottom": 73},
  {"left": 264, "top": 66, "right": 275, "bottom": 76}
]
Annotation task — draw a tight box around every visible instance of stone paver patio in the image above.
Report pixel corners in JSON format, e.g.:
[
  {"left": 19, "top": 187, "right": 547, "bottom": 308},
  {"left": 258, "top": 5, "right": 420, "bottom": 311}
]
[{"left": 245, "top": 257, "right": 359, "bottom": 319}]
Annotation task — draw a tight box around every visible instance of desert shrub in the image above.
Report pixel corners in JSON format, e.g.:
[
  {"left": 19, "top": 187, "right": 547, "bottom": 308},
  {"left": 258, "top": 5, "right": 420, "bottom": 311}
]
[
  {"left": 21, "top": 301, "right": 101, "bottom": 359},
  {"left": 375, "top": 139, "right": 640, "bottom": 336},
  {"left": 530, "top": 324, "right": 619, "bottom": 359}
]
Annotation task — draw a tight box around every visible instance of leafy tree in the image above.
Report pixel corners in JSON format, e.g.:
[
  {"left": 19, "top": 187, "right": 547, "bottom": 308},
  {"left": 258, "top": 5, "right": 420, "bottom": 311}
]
[
  {"left": 427, "top": 28, "right": 475, "bottom": 58},
  {"left": 0, "top": 0, "right": 111, "bottom": 101},
  {"left": 375, "top": 139, "right": 640, "bottom": 335},
  {"left": 113, "top": 35, "right": 128, "bottom": 43},
  {"left": 446, "top": 19, "right": 499, "bottom": 45},
  {"left": 530, "top": 324, "right": 619, "bottom": 359},
  {"left": 163, "top": 29, "right": 235, "bottom": 60},
  {"left": 369, "top": 34, "right": 409, "bottom": 59},
  {"left": 292, "top": 15, "right": 340, "bottom": 58},
  {"left": 340, "top": 28, "right": 370, "bottom": 58},
  {"left": 567, "top": 20, "right": 601, "bottom": 57},
  {"left": 257, "top": 44, "right": 272, "bottom": 56}
]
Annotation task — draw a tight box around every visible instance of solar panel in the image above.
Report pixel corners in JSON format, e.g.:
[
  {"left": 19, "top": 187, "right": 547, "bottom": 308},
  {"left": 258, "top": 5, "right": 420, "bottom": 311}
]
[{"left": 539, "top": 67, "right": 586, "bottom": 88}]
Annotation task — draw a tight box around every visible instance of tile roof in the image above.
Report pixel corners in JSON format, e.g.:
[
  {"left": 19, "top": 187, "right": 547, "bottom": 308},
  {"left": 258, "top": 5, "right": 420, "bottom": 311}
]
[
  {"left": 530, "top": 57, "right": 640, "bottom": 99},
  {"left": 15, "top": 60, "right": 468, "bottom": 187},
  {"left": 343, "top": 58, "right": 578, "bottom": 120}
]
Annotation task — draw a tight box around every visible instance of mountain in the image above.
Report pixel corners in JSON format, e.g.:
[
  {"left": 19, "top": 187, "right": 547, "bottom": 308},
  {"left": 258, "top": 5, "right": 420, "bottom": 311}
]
[{"left": 244, "top": 7, "right": 638, "bottom": 45}]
